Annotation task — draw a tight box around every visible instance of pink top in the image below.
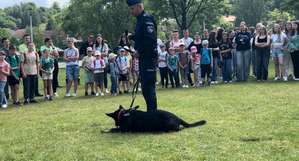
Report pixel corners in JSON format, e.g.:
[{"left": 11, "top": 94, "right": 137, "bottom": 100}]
[
  {"left": 171, "top": 40, "right": 182, "bottom": 56},
  {"left": 132, "top": 59, "right": 139, "bottom": 72},
  {"left": 0, "top": 61, "right": 9, "bottom": 82}
]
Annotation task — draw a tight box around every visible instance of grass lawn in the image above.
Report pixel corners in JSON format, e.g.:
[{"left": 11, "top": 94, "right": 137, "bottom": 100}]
[{"left": 1, "top": 61, "right": 299, "bottom": 160}]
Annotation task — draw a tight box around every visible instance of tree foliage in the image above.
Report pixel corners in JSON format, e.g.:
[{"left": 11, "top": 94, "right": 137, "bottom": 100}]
[{"left": 267, "top": 9, "right": 291, "bottom": 29}]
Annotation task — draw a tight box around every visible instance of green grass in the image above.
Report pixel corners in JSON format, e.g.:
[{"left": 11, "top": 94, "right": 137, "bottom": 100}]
[{"left": 1, "top": 61, "right": 299, "bottom": 160}]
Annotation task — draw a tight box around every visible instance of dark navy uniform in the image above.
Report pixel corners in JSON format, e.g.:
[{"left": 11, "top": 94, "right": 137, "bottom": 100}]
[{"left": 131, "top": 10, "right": 158, "bottom": 111}]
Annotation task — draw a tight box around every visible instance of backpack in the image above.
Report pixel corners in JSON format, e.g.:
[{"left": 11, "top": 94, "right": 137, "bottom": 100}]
[
  {"left": 41, "top": 57, "right": 54, "bottom": 70},
  {"left": 93, "top": 59, "right": 105, "bottom": 72},
  {"left": 199, "top": 48, "right": 212, "bottom": 62},
  {"left": 106, "top": 59, "right": 112, "bottom": 73},
  {"left": 8, "top": 55, "right": 21, "bottom": 77},
  {"left": 179, "top": 51, "right": 189, "bottom": 64},
  {"left": 118, "top": 57, "right": 127, "bottom": 70}
]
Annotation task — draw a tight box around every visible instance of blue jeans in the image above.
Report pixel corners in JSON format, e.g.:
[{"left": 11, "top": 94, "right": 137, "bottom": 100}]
[
  {"left": 221, "top": 59, "right": 232, "bottom": 82},
  {"left": 110, "top": 77, "right": 117, "bottom": 94},
  {"left": 251, "top": 49, "right": 257, "bottom": 76},
  {"left": 0, "top": 81, "right": 7, "bottom": 105},
  {"left": 66, "top": 65, "right": 80, "bottom": 82},
  {"left": 168, "top": 69, "right": 179, "bottom": 87},
  {"left": 212, "top": 57, "right": 219, "bottom": 81},
  {"left": 236, "top": 50, "right": 251, "bottom": 81}
]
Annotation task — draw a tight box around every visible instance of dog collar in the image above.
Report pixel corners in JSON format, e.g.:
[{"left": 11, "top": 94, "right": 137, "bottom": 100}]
[{"left": 118, "top": 109, "right": 125, "bottom": 121}]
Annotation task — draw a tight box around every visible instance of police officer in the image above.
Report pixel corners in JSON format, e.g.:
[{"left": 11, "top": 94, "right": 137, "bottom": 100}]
[{"left": 126, "top": 0, "right": 158, "bottom": 111}]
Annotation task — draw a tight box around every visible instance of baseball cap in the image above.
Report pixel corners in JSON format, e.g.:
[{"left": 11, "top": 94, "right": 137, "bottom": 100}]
[
  {"left": 119, "top": 48, "right": 125, "bottom": 52},
  {"left": 202, "top": 40, "right": 209, "bottom": 45},
  {"left": 179, "top": 42, "right": 185, "bottom": 46},
  {"left": 95, "top": 51, "right": 101, "bottom": 56},
  {"left": 87, "top": 47, "right": 93, "bottom": 52},
  {"left": 108, "top": 53, "right": 118, "bottom": 60}
]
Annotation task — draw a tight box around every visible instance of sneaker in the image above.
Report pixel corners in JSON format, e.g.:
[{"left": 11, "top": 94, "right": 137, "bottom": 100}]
[
  {"left": 185, "top": 85, "right": 189, "bottom": 88},
  {"left": 156, "top": 81, "right": 159, "bottom": 85},
  {"left": 66, "top": 93, "right": 71, "bottom": 97},
  {"left": 119, "top": 91, "right": 123, "bottom": 94},
  {"left": 294, "top": 78, "right": 299, "bottom": 81},
  {"left": 208, "top": 82, "right": 211, "bottom": 86},
  {"left": 114, "top": 94, "right": 117, "bottom": 97},
  {"left": 44, "top": 97, "right": 48, "bottom": 102},
  {"left": 229, "top": 80, "right": 232, "bottom": 83},
  {"left": 219, "top": 76, "right": 223, "bottom": 79},
  {"left": 199, "top": 81, "right": 202, "bottom": 84},
  {"left": 127, "top": 90, "right": 131, "bottom": 93},
  {"left": 202, "top": 82, "right": 205, "bottom": 86},
  {"left": 257, "top": 79, "right": 261, "bottom": 82},
  {"left": 30, "top": 99, "right": 38, "bottom": 103},
  {"left": 105, "top": 89, "right": 109, "bottom": 93},
  {"left": 124, "top": 90, "right": 129, "bottom": 93},
  {"left": 283, "top": 77, "right": 288, "bottom": 81},
  {"left": 2, "top": 104, "right": 7, "bottom": 108},
  {"left": 162, "top": 86, "right": 166, "bottom": 89},
  {"left": 14, "top": 101, "right": 23, "bottom": 106},
  {"left": 91, "top": 91, "right": 96, "bottom": 95},
  {"left": 100, "top": 93, "right": 104, "bottom": 96},
  {"left": 85, "top": 91, "right": 88, "bottom": 96},
  {"left": 95, "top": 93, "right": 99, "bottom": 97},
  {"left": 49, "top": 97, "right": 53, "bottom": 101},
  {"left": 138, "top": 88, "right": 141, "bottom": 91},
  {"left": 35, "top": 93, "right": 43, "bottom": 97},
  {"left": 111, "top": 94, "right": 114, "bottom": 96},
  {"left": 24, "top": 100, "right": 28, "bottom": 105},
  {"left": 215, "top": 81, "right": 218, "bottom": 84},
  {"left": 182, "top": 85, "right": 186, "bottom": 88},
  {"left": 72, "top": 93, "right": 76, "bottom": 97},
  {"left": 224, "top": 81, "right": 227, "bottom": 83},
  {"left": 211, "top": 81, "right": 215, "bottom": 84},
  {"left": 274, "top": 77, "right": 281, "bottom": 81},
  {"left": 53, "top": 93, "right": 59, "bottom": 97}
]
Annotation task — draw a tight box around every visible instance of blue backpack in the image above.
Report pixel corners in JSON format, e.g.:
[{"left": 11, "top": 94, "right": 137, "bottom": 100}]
[{"left": 41, "top": 57, "right": 54, "bottom": 70}]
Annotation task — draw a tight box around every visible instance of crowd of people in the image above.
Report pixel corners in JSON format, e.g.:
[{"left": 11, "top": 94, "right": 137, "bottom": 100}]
[{"left": 0, "top": 19, "right": 299, "bottom": 109}]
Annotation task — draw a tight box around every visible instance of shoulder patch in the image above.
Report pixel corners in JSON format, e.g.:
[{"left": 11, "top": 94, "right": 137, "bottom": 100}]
[{"left": 147, "top": 26, "right": 154, "bottom": 33}]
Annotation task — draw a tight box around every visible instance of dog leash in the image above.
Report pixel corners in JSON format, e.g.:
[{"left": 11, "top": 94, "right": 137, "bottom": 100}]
[{"left": 129, "top": 76, "right": 141, "bottom": 110}]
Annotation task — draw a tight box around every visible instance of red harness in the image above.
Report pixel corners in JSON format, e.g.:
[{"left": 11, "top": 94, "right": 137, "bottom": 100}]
[{"left": 118, "top": 109, "right": 125, "bottom": 121}]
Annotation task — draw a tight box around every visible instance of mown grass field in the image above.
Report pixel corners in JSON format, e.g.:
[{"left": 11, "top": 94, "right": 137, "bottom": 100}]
[{"left": 1, "top": 61, "right": 299, "bottom": 160}]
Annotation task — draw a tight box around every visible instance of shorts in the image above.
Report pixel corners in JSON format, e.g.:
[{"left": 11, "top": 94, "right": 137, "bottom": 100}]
[
  {"left": 42, "top": 72, "right": 53, "bottom": 80},
  {"left": 180, "top": 66, "right": 189, "bottom": 75},
  {"left": 84, "top": 72, "right": 94, "bottom": 83},
  {"left": 94, "top": 73, "right": 104, "bottom": 83},
  {"left": 201, "top": 64, "right": 212, "bottom": 78},
  {"left": 119, "top": 74, "right": 128, "bottom": 81},
  {"left": 8, "top": 76, "right": 19, "bottom": 86},
  {"left": 66, "top": 65, "right": 80, "bottom": 82},
  {"left": 272, "top": 47, "right": 284, "bottom": 58},
  {"left": 132, "top": 71, "right": 139, "bottom": 79}
]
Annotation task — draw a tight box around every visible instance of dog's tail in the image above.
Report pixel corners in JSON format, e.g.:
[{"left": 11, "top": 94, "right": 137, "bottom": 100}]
[{"left": 180, "top": 119, "right": 206, "bottom": 128}]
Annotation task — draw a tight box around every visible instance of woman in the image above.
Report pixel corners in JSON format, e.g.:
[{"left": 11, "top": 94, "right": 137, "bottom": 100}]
[
  {"left": 40, "top": 37, "right": 59, "bottom": 97},
  {"left": 219, "top": 32, "right": 233, "bottom": 83},
  {"left": 208, "top": 31, "right": 220, "bottom": 84},
  {"left": 270, "top": 24, "right": 288, "bottom": 81},
  {"left": 119, "top": 34, "right": 132, "bottom": 49},
  {"left": 229, "top": 30, "right": 237, "bottom": 78},
  {"left": 188, "top": 32, "right": 203, "bottom": 83},
  {"left": 235, "top": 22, "right": 251, "bottom": 82},
  {"left": 284, "top": 21, "right": 294, "bottom": 78},
  {"left": 288, "top": 21, "right": 299, "bottom": 80},
  {"left": 216, "top": 28, "right": 225, "bottom": 42},
  {"left": 93, "top": 34, "right": 109, "bottom": 93},
  {"left": 249, "top": 26, "right": 256, "bottom": 77},
  {"left": 255, "top": 25, "right": 270, "bottom": 81}
]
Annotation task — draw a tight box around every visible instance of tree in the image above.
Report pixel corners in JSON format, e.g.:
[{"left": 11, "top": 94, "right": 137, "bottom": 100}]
[
  {"left": 0, "top": 27, "right": 12, "bottom": 48},
  {"left": 24, "top": 26, "right": 45, "bottom": 52},
  {"left": 281, "top": 0, "right": 299, "bottom": 19},
  {"left": 52, "top": 2, "right": 61, "bottom": 13},
  {"left": 267, "top": 9, "right": 291, "bottom": 29},
  {"left": 232, "top": 0, "right": 271, "bottom": 27},
  {"left": 46, "top": 17, "right": 55, "bottom": 30}
]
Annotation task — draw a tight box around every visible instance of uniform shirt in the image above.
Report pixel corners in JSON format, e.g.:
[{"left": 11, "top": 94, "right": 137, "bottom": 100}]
[
  {"left": 91, "top": 59, "right": 105, "bottom": 73},
  {"left": 6, "top": 55, "right": 20, "bottom": 77},
  {"left": 167, "top": 55, "right": 178, "bottom": 70},
  {"left": 20, "top": 51, "right": 40, "bottom": 75},
  {"left": 19, "top": 44, "right": 36, "bottom": 53},
  {"left": 200, "top": 49, "right": 212, "bottom": 65},
  {"left": 0, "top": 61, "right": 9, "bottom": 82},
  {"left": 131, "top": 10, "right": 157, "bottom": 57},
  {"left": 219, "top": 42, "right": 233, "bottom": 59}
]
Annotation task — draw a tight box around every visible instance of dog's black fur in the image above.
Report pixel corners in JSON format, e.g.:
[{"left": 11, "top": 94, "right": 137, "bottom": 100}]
[{"left": 103, "top": 105, "right": 206, "bottom": 133}]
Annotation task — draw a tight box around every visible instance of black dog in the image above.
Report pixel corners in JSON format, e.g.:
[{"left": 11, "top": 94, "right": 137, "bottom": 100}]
[{"left": 102, "top": 105, "right": 206, "bottom": 133}]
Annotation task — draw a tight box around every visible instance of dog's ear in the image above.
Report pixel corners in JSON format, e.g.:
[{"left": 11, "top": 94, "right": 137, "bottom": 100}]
[
  {"left": 119, "top": 105, "right": 124, "bottom": 109},
  {"left": 106, "top": 113, "right": 114, "bottom": 118}
]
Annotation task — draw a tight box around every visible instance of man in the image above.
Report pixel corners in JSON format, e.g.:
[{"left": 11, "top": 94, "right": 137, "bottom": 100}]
[
  {"left": 165, "top": 32, "right": 173, "bottom": 53},
  {"left": 79, "top": 34, "right": 94, "bottom": 59},
  {"left": 127, "top": 0, "right": 158, "bottom": 111},
  {"left": 180, "top": 29, "right": 193, "bottom": 86},
  {"left": 1, "top": 38, "right": 10, "bottom": 99},
  {"left": 19, "top": 34, "right": 43, "bottom": 97}
]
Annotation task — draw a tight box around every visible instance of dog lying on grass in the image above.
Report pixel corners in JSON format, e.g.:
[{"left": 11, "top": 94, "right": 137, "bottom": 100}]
[{"left": 102, "top": 105, "right": 206, "bottom": 133}]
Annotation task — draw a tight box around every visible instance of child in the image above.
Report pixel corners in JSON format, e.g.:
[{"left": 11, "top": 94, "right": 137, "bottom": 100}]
[
  {"left": 124, "top": 46, "right": 132, "bottom": 93},
  {"left": 219, "top": 32, "right": 233, "bottom": 83},
  {"left": 132, "top": 54, "right": 141, "bottom": 91},
  {"left": 40, "top": 49, "right": 55, "bottom": 101},
  {"left": 0, "top": 51, "right": 10, "bottom": 108},
  {"left": 190, "top": 46, "right": 200, "bottom": 87},
  {"left": 91, "top": 51, "right": 105, "bottom": 96},
  {"left": 117, "top": 48, "right": 128, "bottom": 94},
  {"left": 178, "top": 42, "right": 190, "bottom": 88},
  {"left": 200, "top": 40, "right": 213, "bottom": 86},
  {"left": 6, "top": 45, "right": 22, "bottom": 105},
  {"left": 108, "top": 53, "right": 119, "bottom": 96},
  {"left": 158, "top": 43, "right": 168, "bottom": 89},
  {"left": 167, "top": 47, "right": 179, "bottom": 88},
  {"left": 82, "top": 47, "right": 96, "bottom": 96}
]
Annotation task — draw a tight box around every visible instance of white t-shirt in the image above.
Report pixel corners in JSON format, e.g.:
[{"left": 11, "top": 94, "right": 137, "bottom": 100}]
[
  {"left": 271, "top": 33, "right": 287, "bottom": 46},
  {"left": 93, "top": 44, "right": 109, "bottom": 64},
  {"left": 157, "top": 39, "right": 163, "bottom": 54},
  {"left": 158, "top": 51, "right": 168, "bottom": 68},
  {"left": 180, "top": 37, "right": 194, "bottom": 48},
  {"left": 91, "top": 59, "right": 105, "bottom": 73}
]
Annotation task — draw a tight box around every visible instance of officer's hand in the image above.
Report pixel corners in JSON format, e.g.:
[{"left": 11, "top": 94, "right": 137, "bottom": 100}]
[{"left": 133, "top": 51, "right": 140, "bottom": 58}]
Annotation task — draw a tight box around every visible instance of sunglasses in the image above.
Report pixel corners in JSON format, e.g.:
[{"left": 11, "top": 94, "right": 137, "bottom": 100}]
[{"left": 89, "top": 37, "right": 93, "bottom": 39}]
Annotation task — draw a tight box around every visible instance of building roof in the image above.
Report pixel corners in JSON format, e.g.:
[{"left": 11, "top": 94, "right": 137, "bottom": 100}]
[
  {"left": 10, "top": 29, "right": 26, "bottom": 40},
  {"left": 223, "top": 15, "right": 236, "bottom": 22}
]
